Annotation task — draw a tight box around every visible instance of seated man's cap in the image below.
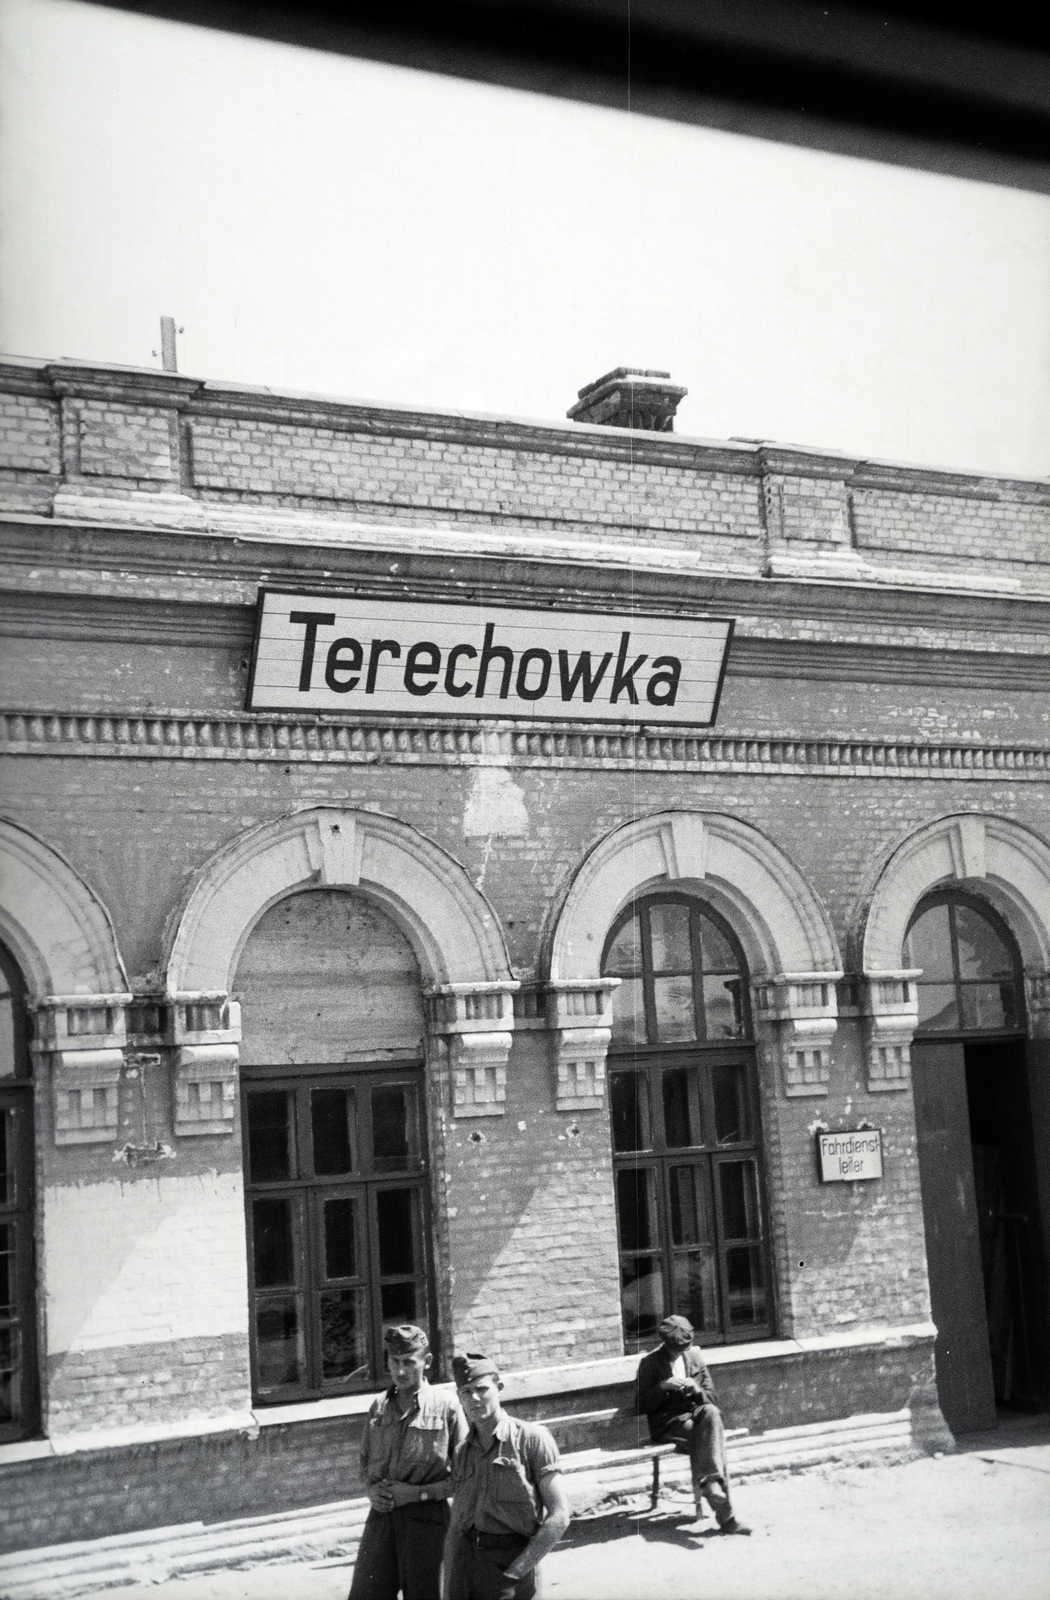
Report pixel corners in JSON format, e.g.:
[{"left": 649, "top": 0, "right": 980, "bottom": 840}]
[
  {"left": 658, "top": 1314, "right": 694, "bottom": 1343},
  {"left": 384, "top": 1324, "right": 430, "bottom": 1356},
  {"left": 452, "top": 1352, "right": 501, "bottom": 1385}
]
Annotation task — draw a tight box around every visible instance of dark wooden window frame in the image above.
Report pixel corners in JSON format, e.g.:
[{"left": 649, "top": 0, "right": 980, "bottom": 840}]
[
  {"left": 0, "top": 939, "right": 38, "bottom": 1443},
  {"left": 602, "top": 893, "right": 773, "bottom": 1352},
  {"left": 906, "top": 890, "right": 1027, "bottom": 1043},
  {"left": 241, "top": 1058, "right": 436, "bottom": 1406}
]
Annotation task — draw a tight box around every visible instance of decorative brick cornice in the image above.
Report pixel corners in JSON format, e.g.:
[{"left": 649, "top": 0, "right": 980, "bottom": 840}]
[
  {"left": 425, "top": 982, "right": 518, "bottom": 1119},
  {"left": 861, "top": 971, "right": 921, "bottom": 1092},
  {"left": 754, "top": 974, "right": 841, "bottom": 1098},
  {"left": 4, "top": 592, "right": 1049, "bottom": 691},
  {"left": 544, "top": 979, "right": 620, "bottom": 1113},
  {"left": 3, "top": 711, "right": 1047, "bottom": 780},
  {"left": 1027, "top": 971, "right": 1050, "bottom": 1040}
]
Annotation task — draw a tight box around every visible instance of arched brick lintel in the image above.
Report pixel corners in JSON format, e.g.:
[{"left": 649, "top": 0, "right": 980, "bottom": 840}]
[
  {"left": 861, "top": 813, "right": 1050, "bottom": 980},
  {"left": 0, "top": 817, "right": 128, "bottom": 1000},
  {"left": 163, "top": 807, "right": 512, "bottom": 996},
  {"left": 546, "top": 810, "right": 842, "bottom": 983}
]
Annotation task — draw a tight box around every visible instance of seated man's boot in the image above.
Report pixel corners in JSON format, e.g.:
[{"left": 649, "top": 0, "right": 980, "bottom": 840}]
[{"left": 702, "top": 1477, "right": 752, "bottom": 1535}]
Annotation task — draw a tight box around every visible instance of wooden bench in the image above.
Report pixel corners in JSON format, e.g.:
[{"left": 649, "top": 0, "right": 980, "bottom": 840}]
[{"left": 560, "top": 1431, "right": 749, "bottom": 1511}]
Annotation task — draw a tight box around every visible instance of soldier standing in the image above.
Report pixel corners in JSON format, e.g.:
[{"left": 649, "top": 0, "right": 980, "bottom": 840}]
[
  {"left": 445, "top": 1352, "right": 571, "bottom": 1600},
  {"left": 349, "top": 1325, "right": 467, "bottom": 1600}
]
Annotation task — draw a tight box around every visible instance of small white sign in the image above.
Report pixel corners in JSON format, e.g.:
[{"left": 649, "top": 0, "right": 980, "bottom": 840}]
[
  {"left": 817, "top": 1129, "right": 883, "bottom": 1182},
  {"left": 247, "top": 591, "right": 734, "bottom": 727}
]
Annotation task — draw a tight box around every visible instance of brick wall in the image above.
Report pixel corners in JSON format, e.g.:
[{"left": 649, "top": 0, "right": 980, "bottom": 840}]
[
  {"left": 187, "top": 416, "right": 764, "bottom": 553},
  {"left": 40, "top": 1164, "right": 252, "bottom": 1432},
  {"left": 853, "top": 486, "right": 1049, "bottom": 574},
  {"left": 2, "top": 361, "right": 1048, "bottom": 578},
  {"left": 438, "top": 1033, "right": 623, "bottom": 1371},
  {"left": 0, "top": 391, "right": 59, "bottom": 473}
]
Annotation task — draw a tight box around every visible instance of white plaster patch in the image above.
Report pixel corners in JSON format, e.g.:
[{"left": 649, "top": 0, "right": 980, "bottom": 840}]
[
  {"left": 463, "top": 768, "right": 529, "bottom": 839},
  {"left": 43, "top": 1171, "right": 250, "bottom": 1352}
]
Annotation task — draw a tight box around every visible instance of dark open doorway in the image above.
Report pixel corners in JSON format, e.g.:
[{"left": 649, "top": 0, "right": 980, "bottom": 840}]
[
  {"left": 966, "top": 1040, "right": 1048, "bottom": 1415},
  {"left": 913, "top": 1035, "right": 1050, "bottom": 1436},
  {"left": 907, "top": 890, "right": 1050, "bottom": 1435}
]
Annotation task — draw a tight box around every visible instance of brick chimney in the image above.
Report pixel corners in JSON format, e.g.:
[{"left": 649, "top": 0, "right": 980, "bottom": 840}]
[{"left": 567, "top": 367, "right": 687, "bottom": 431}]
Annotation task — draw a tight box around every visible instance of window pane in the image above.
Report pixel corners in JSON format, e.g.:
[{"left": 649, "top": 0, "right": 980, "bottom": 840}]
[
  {"left": 712, "top": 1063, "right": 750, "bottom": 1144},
  {"left": 668, "top": 1165, "right": 711, "bottom": 1246},
  {"left": 662, "top": 1069, "right": 695, "bottom": 1148},
  {"left": 377, "top": 1188, "right": 416, "bottom": 1277},
  {"left": 0, "top": 1323, "right": 19, "bottom": 1425},
  {"left": 610, "top": 1071, "right": 651, "bottom": 1152},
  {"left": 372, "top": 1086, "right": 410, "bottom": 1172},
  {"left": 255, "top": 1297, "right": 304, "bottom": 1390},
  {"left": 252, "top": 1198, "right": 295, "bottom": 1287},
  {"left": 904, "top": 904, "right": 953, "bottom": 982},
  {"left": 725, "top": 1246, "right": 766, "bottom": 1327},
  {"left": 0, "top": 1112, "right": 9, "bottom": 1206},
  {"left": 247, "top": 1091, "right": 293, "bottom": 1183},
  {"left": 916, "top": 983, "right": 959, "bottom": 1031},
  {"left": 312, "top": 1088, "right": 354, "bottom": 1176},
  {"left": 954, "top": 906, "right": 1014, "bottom": 981},
  {"left": 719, "top": 1161, "right": 760, "bottom": 1242},
  {"left": 604, "top": 916, "right": 643, "bottom": 976},
  {"left": 0, "top": 996, "right": 15, "bottom": 1081},
  {"left": 959, "top": 983, "right": 1016, "bottom": 1032},
  {"left": 381, "top": 1281, "right": 419, "bottom": 1325},
  {"left": 653, "top": 976, "right": 697, "bottom": 1043},
  {"left": 699, "top": 915, "right": 736, "bottom": 973},
  {"left": 621, "top": 1257, "right": 665, "bottom": 1343},
  {"left": 320, "top": 1288, "right": 368, "bottom": 1382},
  {"left": 323, "top": 1197, "right": 357, "bottom": 1280},
  {"left": 649, "top": 903, "right": 692, "bottom": 971},
  {"left": 703, "top": 974, "right": 745, "bottom": 1040},
  {"left": 616, "top": 1167, "right": 659, "bottom": 1252},
  {"left": 0, "top": 1223, "right": 12, "bottom": 1312},
  {"left": 672, "top": 1251, "right": 720, "bottom": 1338},
  {"left": 610, "top": 977, "right": 646, "bottom": 1049}
]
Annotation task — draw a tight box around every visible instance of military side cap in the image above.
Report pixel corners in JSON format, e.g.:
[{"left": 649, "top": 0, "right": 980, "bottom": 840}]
[
  {"left": 452, "top": 1352, "right": 500, "bottom": 1384},
  {"left": 658, "top": 1314, "right": 694, "bottom": 1342},
  {"left": 384, "top": 1324, "right": 429, "bottom": 1355}
]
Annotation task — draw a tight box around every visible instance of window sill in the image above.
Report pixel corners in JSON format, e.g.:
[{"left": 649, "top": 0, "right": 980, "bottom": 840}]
[{"left": 252, "top": 1392, "right": 377, "bottom": 1427}]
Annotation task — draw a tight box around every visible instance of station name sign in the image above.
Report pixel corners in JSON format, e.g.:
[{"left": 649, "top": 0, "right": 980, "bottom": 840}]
[
  {"left": 817, "top": 1129, "right": 883, "bottom": 1183},
  {"left": 247, "top": 591, "right": 734, "bottom": 727}
]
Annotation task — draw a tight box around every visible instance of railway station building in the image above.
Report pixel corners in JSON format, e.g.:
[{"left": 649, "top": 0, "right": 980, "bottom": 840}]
[{"left": 0, "top": 357, "right": 1048, "bottom": 1547}]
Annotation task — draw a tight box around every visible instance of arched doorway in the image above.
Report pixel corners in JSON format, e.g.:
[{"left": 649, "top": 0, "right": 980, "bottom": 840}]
[
  {"left": 233, "top": 889, "right": 435, "bottom": 1406},
  {"left": 905, "top": 892, "right": 1047, "bottom": 1432},
  {"left": 601, "top": 891, "right": 772, "bottom": 1350},
  {"left": 0, "top": 938, "right": 38, "bottom": 1441}
]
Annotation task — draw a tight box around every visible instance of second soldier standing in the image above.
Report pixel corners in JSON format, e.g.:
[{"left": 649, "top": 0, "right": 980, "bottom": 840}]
[{"left": 445, "top": 1352, "right": 571, "bottom": 1600}]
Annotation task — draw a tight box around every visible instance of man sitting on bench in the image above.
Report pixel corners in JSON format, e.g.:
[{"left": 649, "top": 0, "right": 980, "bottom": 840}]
[{"left": 636, "top": 1314, "right": 751, "bottom": 1535}]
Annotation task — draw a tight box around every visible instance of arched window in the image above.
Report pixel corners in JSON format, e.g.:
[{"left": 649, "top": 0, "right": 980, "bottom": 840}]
[
  {"left": 904, "top": 893, "right": 1025, "bottom": 1036},
  {"left": 0, "top": 939, "right": 37, "bottom": 1441},
  {"left": 601, "top": 894, "right": 771, "bottom": 1350},
  {"left": 234, "top": 890, "right": 434, "bottom": 1405}
]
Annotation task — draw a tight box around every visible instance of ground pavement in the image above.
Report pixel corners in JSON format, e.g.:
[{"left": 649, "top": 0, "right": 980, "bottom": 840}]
[{"left": 13, "top": 1416, "right": 1050, "bottom": 1600}]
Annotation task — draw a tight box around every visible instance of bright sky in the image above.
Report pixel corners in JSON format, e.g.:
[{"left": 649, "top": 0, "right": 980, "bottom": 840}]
[{"left": 2, "top": 0, "right": 1049, "bottom": 477}]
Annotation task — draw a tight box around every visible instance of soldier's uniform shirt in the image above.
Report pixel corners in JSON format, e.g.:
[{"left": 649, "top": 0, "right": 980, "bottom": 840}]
[
  {"left": 449, "top": 1412, "right": 561, "bottom": 1538},
  {"left": 349, "top": 1381, "right": 467, "bottom": 1600},
  {"left": 359, "top": 1379, "right": 467, "bottom": 1488}
]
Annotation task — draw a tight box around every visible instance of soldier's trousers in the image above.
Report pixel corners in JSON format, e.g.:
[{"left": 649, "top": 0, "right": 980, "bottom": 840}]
[
  {"left": 348, "top": 1502, "right": 449, "bottom": 1600},
  {"left": 446, "top": 1529, "right": 536, "bottom": 1600},
  {"left": 655, "top": 1401, "right": 735, "bottom": 1523}
]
